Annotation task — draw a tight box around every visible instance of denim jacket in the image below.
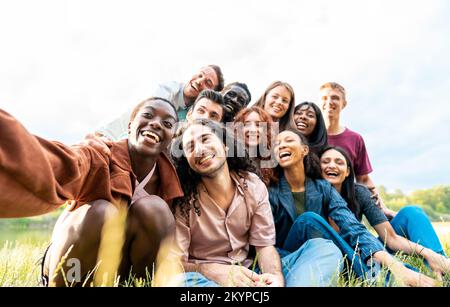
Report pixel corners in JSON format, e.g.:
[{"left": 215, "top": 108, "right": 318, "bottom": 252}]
[{"left": 268, "top": 173, "right": 384, "bottom": 261}]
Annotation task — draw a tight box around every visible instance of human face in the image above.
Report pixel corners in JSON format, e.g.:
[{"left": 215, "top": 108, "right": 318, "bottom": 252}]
[
  {"left": 320, "top": 88, "right": 346, "bottom": 119},
  {"left": 242, "top": 111, "right": 265, "bottom": 148},
  {"left": 128, "top": 100, "right": 177, "bottom": 157},
  {"left": 263, "top": 86, "right": 292, "bottom": 121},
  {"left": 294, "top": 105, "right": 317, "bottom": 138},
  {"left": 223, "top": 85, "right": 250, "bottom": 115},
  {"left": 273, "top": 131, "right": 308, "bottom": 169},
  {"left": 184, "top": 67, "right": 219, "bottom": 100},
  {"left": 320, "top": 149, "right": 350, "bottom": 192},
  {"left": 189, "top": 98, "right": 223, "bottom": 122},
  {"left": 182, "top": 124, "right": 227, "bottom": 177}
]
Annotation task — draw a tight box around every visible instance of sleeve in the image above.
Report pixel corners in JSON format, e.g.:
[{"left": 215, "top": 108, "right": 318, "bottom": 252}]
[
  {"left": 354, "top": 135, "right": 373, "bottom": 176},
  {"left": 173, "top": 206, "right": 191, "bottom": 263},
  {"left": 95, "top": 109, "right": 132, "bottom": 142},
  {"left": 356, "top": 185, "right": 388, "bottom": 227},
  {"left": 325, "top": 182, "right": 384, "bottom": 261},
  {"left": 249, "top": 178, "right": 276, "bottom": 247},
  {"left": 0, "top": 109, "right": 110, "bottom": 218}
]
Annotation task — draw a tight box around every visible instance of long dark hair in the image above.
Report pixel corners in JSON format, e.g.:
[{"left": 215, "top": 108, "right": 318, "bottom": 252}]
[
  {"left": 272, "top": 128, "right": 322, "bottom": 184},
  {"left": 319, "top": 146, "right": 361, "bottom": 220},
  {"left": 171, "top": 118, "right": 256, "bottom": 217},
  {"left": 293, "top": 102, "right": 328, "bottom": 154}
]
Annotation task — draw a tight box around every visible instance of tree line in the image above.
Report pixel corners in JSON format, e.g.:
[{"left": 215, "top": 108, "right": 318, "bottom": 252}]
[{"left": 379, "top": 185, "right": 450, "bottom": 221}]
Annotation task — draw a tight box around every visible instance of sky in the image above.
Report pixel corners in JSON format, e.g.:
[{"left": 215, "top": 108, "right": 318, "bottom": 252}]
[{"left": 1, "top": 0, "right": 449, "bottom": 193}]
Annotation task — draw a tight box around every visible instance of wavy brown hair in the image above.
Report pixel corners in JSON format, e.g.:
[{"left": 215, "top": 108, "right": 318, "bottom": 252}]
[
  {"left": 234, "top": 106, "right": 277, "bottom": 186},
  {"left": 171, "top": 118, "right": 256, "bottom": 217}
]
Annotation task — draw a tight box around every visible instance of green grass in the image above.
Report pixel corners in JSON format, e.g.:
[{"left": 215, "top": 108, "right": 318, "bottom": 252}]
[
  {"left": 0, "top": 241, "right": 48, "bottom": 287},
  {"left": 0, "top": 226, "right": 449, "bottom": 287}
]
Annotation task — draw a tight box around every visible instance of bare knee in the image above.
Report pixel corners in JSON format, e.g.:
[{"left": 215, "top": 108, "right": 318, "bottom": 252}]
[{"left": 129, "top": 196, "right": 174, "bottom": 237}]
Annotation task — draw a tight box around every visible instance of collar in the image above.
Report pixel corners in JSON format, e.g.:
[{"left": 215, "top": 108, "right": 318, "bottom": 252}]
[{"left": 111, "top": 140, "right": 183, "bottom": 203}]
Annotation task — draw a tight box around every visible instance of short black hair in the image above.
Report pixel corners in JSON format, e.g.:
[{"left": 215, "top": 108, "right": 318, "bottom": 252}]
[
  {"left": 223, "top": 82, "right": 252, "bottom": 104},
  {"left": 130, "top": 97, "right": 178, "bottom": 122}
]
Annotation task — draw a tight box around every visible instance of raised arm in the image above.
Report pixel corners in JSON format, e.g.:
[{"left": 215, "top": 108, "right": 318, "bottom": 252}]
[{"left": 0, "top": 109, "right": 110, "bottom": 217}]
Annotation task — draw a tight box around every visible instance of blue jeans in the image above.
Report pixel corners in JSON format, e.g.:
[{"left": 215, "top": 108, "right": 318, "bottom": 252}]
[
  {"left": 282, "top": 212, "right": 371, "bottom": 279},
  {"left": 182, "top": 238, "right": 343, "bottom": 287},
  {"left": 390, "top": 206, "right": 446, "bottom": 256}
]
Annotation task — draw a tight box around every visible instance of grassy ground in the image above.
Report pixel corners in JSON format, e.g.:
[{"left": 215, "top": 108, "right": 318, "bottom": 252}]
[{"left": 0, "top": 224, "right": 449, "bottom": 287}]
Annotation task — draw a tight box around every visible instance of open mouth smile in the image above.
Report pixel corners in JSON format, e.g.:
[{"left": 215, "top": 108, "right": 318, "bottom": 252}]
[
  {"left": 141, "top": 130, "right": 161, "bottom": 144},
  {"left": 195, "top": 153, "right": 215, "bottom": 165},
  {"left": 279, "top": 151, "right": 292, "bottom": 161}
]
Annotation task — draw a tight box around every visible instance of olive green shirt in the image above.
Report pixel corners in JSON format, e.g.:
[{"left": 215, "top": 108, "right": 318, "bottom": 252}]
[{"left": 292, "top": 191, "right": 306, "bottom": 217}]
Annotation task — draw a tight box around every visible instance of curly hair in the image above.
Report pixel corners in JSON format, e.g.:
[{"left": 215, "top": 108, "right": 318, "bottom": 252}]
[
  {"left": 233, "top": 106, "right": 277, "bottom": 186},
  {"left": 170, "top": 118, "right": 256, "bottom": 218}
]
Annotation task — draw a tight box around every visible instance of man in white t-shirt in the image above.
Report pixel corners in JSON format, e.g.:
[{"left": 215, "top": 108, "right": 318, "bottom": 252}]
[{"left": 96, "top": 65, "right": 224, "bottom": 141}]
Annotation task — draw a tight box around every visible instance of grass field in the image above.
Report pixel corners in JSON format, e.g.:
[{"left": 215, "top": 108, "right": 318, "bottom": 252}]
[{"left": 1, "top": 224, "right": 449, "bottom": 287}]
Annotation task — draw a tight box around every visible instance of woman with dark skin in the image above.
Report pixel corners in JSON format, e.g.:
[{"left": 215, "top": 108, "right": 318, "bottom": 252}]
[
  {"left": 233, "top": 106, "right": 276, "bottom": 186},
  {"left": 255, "top": 81, "right": 296, "bottom": 132},
  {"left": 268, "top": 128, "right": 437, "bottom": 286},
  {"left": 45, "top": 98, "right": 183, "bottom": 286},
  {"left": 319, "top": 146, "right": 450, "bottom": 280},
  {"left": 293, "top": 102, "right": 328, "bottom": 154},
  {"left": 0, "top": 98, "right": 183, "bottom": 286}
]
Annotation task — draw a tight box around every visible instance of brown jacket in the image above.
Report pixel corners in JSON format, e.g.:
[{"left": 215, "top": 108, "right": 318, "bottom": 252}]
[{"left": 0, "top": 109, "right": 183, "bottom": 218}]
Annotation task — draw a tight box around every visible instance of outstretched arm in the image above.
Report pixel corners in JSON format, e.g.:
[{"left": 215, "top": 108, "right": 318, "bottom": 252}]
[
  {"left": 0, "top": 109, "right": 110, "bottom": 218},
  {"left": 374, "top": 222, "right": 450, "bottom": 279}
]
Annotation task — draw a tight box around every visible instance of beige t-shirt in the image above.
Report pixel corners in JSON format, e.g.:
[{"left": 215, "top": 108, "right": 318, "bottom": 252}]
[{"left": 174, "top": 171, "right": 275, "bottom": 268}]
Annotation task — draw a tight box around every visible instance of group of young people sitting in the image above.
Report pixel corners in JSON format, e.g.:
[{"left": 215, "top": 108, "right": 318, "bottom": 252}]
[{"left": 0, "top": 64, "right": 448, "bottom": 287}]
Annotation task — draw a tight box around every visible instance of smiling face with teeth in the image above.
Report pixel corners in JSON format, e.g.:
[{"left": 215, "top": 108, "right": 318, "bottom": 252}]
[
  {"left": 320, "top": 148, "right": 350, "bottom": 192},
  {"left": 183, "top": 67, "right": 220, "bottom": 103},
  {"left": 182, "top": 123, "right": 228, "bottom": 177},
  {"left": 242, "top": 111, "right": 265, "bottom": 148},
  {"left": 263, "top": 85, "right": 292, "bottom": 121},
  {"left": 223, "top": 85, "right": 250, "bottom": 116},
  {"left": 128, "top": 99, "right": 177, "bottom": 157},
  {"left": 274, "top": 130, "right": 309, "bottom": 169},
  {"left": 320, "top": 87, "right": 347, "bottom": 121},
  {"left": 294, "top": 104, "right": 317, "bottom": 138}
]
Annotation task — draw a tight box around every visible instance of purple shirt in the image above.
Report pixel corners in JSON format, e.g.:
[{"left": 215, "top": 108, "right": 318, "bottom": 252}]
[{"left": 327, "top": 128, "right": 373, "bottom": 176}]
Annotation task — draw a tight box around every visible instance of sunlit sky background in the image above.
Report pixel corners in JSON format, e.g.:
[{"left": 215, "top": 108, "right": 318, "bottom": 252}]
[{"left": 1, "top": 0, "right": 449, "bottom": 193}]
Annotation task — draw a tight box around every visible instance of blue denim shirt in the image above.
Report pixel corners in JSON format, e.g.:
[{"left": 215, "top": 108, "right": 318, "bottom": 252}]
[{"left": 268, "top": 174, "right": 384, "bottom": 261}]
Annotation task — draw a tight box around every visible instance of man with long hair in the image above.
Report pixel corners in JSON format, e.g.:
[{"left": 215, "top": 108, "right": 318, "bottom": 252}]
[{"left": 170, "top": 119, "right": 341, "bottom": 287}]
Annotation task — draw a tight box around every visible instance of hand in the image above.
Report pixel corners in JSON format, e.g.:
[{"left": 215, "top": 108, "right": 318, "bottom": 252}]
[
  {"left": 254, "top": 273, "right": 284, "bottom": 287},
  {"left": 82, "top": 132, "right": 113, "bottom": 156},
  {"left": 390, "top": 263, "right": 437, "bottom": 287},
  {"left": 369, "top": 187, "right": 397, "bottom": 219},
  {"left": 200, "top": 263, "right": 260, "bottom": 287},
  {"left": 423, "top": 249, "right": 450, "bottom": 281}
]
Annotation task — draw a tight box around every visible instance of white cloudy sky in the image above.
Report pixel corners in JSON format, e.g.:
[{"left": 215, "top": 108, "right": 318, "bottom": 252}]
[{"left": 1, "top": 0, "right": 449, "bottom": 193}]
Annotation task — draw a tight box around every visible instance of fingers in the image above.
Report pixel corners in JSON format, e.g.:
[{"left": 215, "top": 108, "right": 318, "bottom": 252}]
[{"left": 83, "top": 133, "right": 112, "bottom": 156}]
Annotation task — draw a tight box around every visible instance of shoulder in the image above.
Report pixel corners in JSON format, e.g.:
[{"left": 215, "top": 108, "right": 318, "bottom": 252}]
[
  {"left": 241, "top": 171, "right": 267, "bottom": 191},
  {"left": 342, "top": 128, "right": 363, "bottom": 139},
  {"left": 152, "top": 81, "right": 184, "bottom": 96},
  {"left": 308, "top": 178, "right": 332, "bottom": 191}
]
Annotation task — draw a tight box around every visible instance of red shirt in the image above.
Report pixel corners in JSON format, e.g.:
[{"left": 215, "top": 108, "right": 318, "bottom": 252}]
[{"left": 327, "top": 127, "right": 373, "bottom": 177}]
